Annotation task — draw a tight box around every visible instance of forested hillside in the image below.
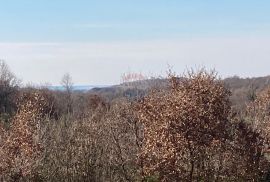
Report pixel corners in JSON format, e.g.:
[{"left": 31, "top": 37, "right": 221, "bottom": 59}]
[
  {"left": 1, "top": 61, "right": 270, "bottom": 181},
  {"left": 90, "top": 75, "right": 270, "bottom": 110}
]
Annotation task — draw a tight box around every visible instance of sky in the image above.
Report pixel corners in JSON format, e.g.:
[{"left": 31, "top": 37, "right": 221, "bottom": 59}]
[{"left": 0, "top": 0, "right": 270, "bottom": 85}]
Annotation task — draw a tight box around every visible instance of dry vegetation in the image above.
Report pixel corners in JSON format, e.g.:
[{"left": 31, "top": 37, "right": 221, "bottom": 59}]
[{"left": 1, "top": 61, "right": 270, "bottom": 181}]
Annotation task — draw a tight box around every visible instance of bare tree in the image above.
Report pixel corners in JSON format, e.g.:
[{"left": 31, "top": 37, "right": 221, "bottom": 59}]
[
  {"left": 61, "top": 73, "right": 73, "bottom": 114},
  {"left": 0, "top": 60, "right": 20, "bottom": 120},
  {"left": 61, "top": 73, "right": 73, "bottom": 94}
]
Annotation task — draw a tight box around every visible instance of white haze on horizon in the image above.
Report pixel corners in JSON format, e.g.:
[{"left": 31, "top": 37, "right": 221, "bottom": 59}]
[{"left": 0, "top": 36, "right": 269, "bottom": 85}]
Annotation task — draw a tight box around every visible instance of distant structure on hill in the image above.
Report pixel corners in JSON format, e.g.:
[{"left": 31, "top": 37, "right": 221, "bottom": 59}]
[{"left": 121, "top": 72, "right": 147, "bottom": 84}]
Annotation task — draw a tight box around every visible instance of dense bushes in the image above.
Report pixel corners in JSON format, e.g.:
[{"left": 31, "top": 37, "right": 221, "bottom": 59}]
[
  {"left": 137, "top": 70, "right": 270, "bottom": 181},
  {"left": 0, "top": 92, "right": 47, "bottom": 181},
  {"left": 1, "top": 69, "right": 270, "bottom": 181}
]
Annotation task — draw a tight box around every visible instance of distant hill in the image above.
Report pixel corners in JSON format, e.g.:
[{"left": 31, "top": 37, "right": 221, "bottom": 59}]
[
  {"left": 48, "top": 85, "right": 110, "bottom": 91},
  {"left": 88, "top": 78, "right": 168, "bottom": 100},
  {"left": 224, "top": 75, "right": 270, "bottom": 111},
  {"left": 48, "top": 75, "right": 270, "bottom": 110},
  {"left": 87, "top": 75, "right": 270, "bottom": 110}
]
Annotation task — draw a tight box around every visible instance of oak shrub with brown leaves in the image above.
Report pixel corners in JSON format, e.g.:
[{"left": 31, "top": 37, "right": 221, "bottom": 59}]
[
  {"left": 137, "top": 70, "right": 270, "bottom": 181},
  {"left": 0, "top": 92, "right": 48, "bottom": 181}
]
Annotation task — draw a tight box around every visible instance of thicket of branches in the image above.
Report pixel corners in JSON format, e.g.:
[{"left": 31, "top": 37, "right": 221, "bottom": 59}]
[{"left": 1, "top": 63, "right": 270, "bottom": 181}]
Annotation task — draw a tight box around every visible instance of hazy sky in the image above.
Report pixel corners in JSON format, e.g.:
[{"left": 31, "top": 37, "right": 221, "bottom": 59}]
[{"left": 0, "top": 0, "right": 270, "bottom": 85}]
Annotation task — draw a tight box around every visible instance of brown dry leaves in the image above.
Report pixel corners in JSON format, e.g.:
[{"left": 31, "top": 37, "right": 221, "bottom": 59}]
[
  {"left": 137, "top": 70, "right": 270, "bottom": 181},
  {"left": 0, "top": 92, "right": 46, "bottom": 180}
]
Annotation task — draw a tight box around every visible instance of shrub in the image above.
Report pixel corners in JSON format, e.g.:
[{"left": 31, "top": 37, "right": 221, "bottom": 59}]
[
  {"left": 137, "top": 70, "right": 270, "bottom": 181},
  {"left": 0, "top": 92, "right": 47, "bottom": 181}
]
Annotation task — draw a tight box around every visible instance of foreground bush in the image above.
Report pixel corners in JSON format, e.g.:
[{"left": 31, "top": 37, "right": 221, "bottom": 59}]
[
  {"left": 0, "top": 92, "right": 46, "bottom": 181},
  {"left": 137, "top": 70, "right": 270, "bottom": 181}
]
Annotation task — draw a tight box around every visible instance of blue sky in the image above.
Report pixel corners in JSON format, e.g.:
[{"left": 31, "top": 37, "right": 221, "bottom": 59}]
[
  {"left": 0, "top": 1, "right": 270, "bottom": 85},
  {"left": 1, "top": 0, "right": 270, "bottom": 42}
]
